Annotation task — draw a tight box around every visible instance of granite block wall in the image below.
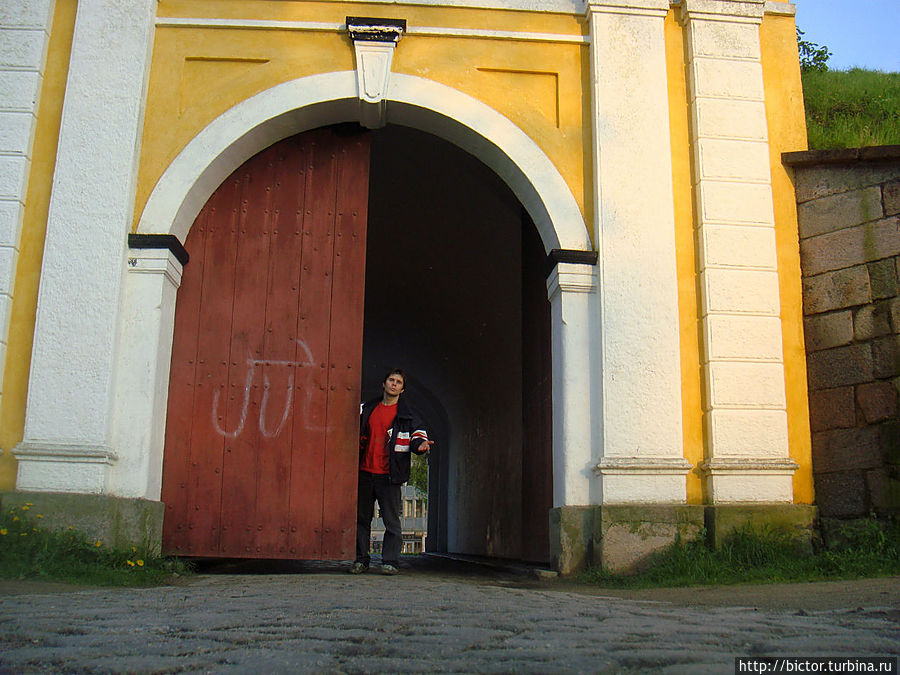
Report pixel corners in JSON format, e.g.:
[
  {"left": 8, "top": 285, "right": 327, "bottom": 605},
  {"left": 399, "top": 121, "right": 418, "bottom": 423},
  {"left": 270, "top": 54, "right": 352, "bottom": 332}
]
[{"left": 785, "top": 147, "right": 900, "bottom": 520}]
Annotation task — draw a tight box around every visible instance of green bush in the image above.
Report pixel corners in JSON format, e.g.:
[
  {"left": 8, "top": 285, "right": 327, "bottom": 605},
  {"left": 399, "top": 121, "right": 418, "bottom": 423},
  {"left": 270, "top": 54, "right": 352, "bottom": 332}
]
[{"left": 0, "top": 504, "right": 191, "bottom": 586}]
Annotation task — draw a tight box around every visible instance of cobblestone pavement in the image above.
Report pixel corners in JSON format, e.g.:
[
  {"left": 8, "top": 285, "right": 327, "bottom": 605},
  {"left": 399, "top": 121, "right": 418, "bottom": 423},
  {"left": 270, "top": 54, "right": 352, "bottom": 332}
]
[{"left": 1, "top": 557, "right": 898, "bottom": 674}]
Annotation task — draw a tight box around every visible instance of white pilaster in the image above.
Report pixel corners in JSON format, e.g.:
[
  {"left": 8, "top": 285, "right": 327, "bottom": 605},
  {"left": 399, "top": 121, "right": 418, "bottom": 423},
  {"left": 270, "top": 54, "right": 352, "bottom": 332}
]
[
  {"left": 682, "top": 0, "right": 796, "bottom": 501},
  {"left": 586, "top": 0, "right": 689, "bottom": 503},
  {"left": 108, "top": 246, "right": 183, "bottom": 500},
  {"left": 547, "top": 262, "right": 597, "bottom": 508},
  {"left": 0, "top": 0, "right": 54, "bottom": 407},
  {"left": 13, "top": 0, "right": 157, "bottom": 493}
]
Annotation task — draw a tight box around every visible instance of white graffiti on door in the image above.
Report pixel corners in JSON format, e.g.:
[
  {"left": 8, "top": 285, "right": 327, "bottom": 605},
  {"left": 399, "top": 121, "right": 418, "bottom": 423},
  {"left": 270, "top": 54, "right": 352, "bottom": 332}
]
[{"left": 211, "top": 340, "right": 316, "bottom": 439}]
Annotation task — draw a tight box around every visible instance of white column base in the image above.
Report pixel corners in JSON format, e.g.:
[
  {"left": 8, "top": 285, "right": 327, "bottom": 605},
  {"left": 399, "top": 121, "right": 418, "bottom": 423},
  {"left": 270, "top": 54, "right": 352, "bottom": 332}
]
[
  {"left": 595, "top": 456, "right": 692, "bottom": 503},
  {"left": 700, "top": 458, "right": 797, "bottom": 502},
  {"left": 13, "top": 442, "right": 115, "bottom": 494}
]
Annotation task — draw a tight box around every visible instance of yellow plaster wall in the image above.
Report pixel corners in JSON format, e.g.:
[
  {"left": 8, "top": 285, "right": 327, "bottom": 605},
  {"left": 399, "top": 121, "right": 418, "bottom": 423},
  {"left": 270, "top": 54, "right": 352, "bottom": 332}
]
[
  {"left": 0, "top": 0, "right": 78, "bottom": 491},
  {"left": 135, "top": 1, "right": 591, "bottom": 238},
  {"left": 665, "top": 10, "right": 704, "bottom": 505},
  {"left": 760, "top": 13, "right": 814, "bottom": 505}
]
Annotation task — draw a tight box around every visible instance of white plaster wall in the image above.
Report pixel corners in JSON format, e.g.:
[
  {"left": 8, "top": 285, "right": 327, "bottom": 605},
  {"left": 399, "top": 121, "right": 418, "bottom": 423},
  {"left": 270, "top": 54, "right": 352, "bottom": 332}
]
[
  {"left": 15, "top": 0, "right": 157, "bottom": 493},
  {"left": 0, "top": 0, "right": 54, "bottom": 406}
]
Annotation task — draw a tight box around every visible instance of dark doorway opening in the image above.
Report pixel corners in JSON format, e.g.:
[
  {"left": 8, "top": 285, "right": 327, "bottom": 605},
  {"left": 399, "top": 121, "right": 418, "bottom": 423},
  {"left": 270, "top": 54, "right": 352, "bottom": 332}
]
[{"left": 361, "top": 125, "right": 552, "bottom": 563}]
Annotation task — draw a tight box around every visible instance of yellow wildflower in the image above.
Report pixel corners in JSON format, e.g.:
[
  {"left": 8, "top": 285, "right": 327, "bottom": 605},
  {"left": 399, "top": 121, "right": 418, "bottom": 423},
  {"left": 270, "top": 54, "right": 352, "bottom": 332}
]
[
  {"left": 67, "top": 526, "right": 73, "bottom": 530},
  {"left": 12, "top": 516, "right": 18, "bottom": 522},
  {"left": 131, "top": 547, "right": 136, "bottom": 553},
  {"left": 136, "top": 560, "right": 144, "bottom": 567},
  {"left": 21, "top": 506, "right": 29, "bottom": 511},
  {"left": 19, "top": 533, "right": 26, "bottom": 537},
  {"left": 0, "top": 528, "right": 7, "bottom": 535},
  {"left": 36, "top": 514, "right": 44, "bottom": 519},
  {"left": 94, "top": 540, "right": 102, "bottom": 547},
  {"left": 126, "top": 560, "right": 135, "bottom": 567},
  {"left": 25, "top": 502, "right": 33, "bottom": 506}
]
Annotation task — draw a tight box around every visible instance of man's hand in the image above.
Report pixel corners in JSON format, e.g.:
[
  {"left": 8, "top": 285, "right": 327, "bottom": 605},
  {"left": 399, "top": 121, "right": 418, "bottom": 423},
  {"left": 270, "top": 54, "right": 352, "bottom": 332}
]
[{"left": 418, "top": 439, "right": 434, "bottom": 453}]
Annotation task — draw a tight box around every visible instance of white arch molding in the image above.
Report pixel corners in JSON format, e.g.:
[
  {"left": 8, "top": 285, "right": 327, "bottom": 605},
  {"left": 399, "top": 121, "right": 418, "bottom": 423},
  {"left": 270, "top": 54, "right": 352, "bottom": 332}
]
[{"left": 138, "top": 71, "right": 591, "bottom": 253}]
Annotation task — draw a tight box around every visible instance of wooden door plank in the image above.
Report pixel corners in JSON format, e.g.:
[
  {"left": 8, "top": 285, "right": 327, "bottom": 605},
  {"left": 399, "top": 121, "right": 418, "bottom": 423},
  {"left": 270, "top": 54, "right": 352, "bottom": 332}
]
[
  {"left": 288, "top": 129, "right": 338, "bottom": 559},
  {"left": 321, "top": 131, "right": 371, "bottom": 558},
  {"left": 219, "top": 149, "right": 276, "bottom": 557},
  {"left": 255, "top": 137, "right": 307, "bottom": 557},
  {"left": 186, "top": 172, "right": 242, "bottom": 556},
  {"left": 160, "top": 203, "right": 209, "bottom": 554}
]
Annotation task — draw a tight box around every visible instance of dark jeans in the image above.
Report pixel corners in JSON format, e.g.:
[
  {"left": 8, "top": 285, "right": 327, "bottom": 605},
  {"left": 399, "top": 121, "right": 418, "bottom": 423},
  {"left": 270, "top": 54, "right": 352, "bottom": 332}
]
[{"left": 356, "top": 471, "right": 402, "bottom": 566}]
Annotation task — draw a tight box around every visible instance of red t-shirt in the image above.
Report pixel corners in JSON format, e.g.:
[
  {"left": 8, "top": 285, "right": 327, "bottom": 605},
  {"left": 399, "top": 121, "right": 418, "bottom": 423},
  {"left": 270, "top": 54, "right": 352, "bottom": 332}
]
[{"left": 360, "top": 402, "right": 397, "bottom": 474}]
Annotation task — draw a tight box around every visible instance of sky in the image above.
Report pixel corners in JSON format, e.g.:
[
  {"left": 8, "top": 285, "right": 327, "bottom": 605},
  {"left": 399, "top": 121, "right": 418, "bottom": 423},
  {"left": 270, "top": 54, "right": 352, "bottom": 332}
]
[{"left": 793, "top": 0, "right": 900, "bottom": 72}]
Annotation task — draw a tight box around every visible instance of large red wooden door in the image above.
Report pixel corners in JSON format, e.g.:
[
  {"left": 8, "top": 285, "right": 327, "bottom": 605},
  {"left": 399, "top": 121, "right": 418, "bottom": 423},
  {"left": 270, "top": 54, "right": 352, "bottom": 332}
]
[{"left": 161, "top": 126, "right": 370, "bottom": 559}]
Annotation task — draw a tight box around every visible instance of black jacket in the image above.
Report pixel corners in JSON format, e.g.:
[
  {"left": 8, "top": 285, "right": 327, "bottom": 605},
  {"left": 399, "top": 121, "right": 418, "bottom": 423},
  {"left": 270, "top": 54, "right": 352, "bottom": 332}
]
[{"left": 359, "top": 397, "right": 429, "bottom": 484}]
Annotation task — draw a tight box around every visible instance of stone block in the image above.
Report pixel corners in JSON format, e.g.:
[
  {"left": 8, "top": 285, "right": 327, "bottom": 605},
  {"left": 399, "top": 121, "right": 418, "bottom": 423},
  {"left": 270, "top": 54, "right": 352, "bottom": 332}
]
[
  {"left": 811, "top": 426, "right": 882, "bottom": 474},
  {"left": 806, "top": 343, "right": 873, "bottom": 389},
  {"left": 0, "top": 111, "right": 33, "bottom": 155},
  {"left": 889, "top": 298, "right": 900, "bottom": 333},
  {"left": 867, "top": 468, "right": 900, "bottom": 516},
  {"left": 702, "top": 268, "right": 781, "bottom": 315},
  {"left": 883, "top": 421, "right": 900, "bottom": 465},
  {"left": 804, "top": 311, "right": 853, "bottom": 351},
  {"left": 0, "top": 155, "right": 28, "bottom": 201},
  {"left": 868, "top": 258, "right": 899, "bottom": 300},
  {"left": 704, "top": 504, "right": 817, "bottom": 550},
  {"left": 706, "top": 361, "right": 786, "bottom": 408},
  {"left": 593, "top": 505, "right": 704, "bottom": 574},
  {"left": 814, "top": 470, "right": 868, "bottom": 518},
  {"left": 701, "top": 181, "right": 773, "bottom": 225},
  {"left": 0, "top": 27, "right": 47, "bottom": 70},
  {"left": 0, "top": 70, "right": 40, "bottom": 112},
  {"left": 549, "top": 506, "right": 594, "bottom": 575},
  {"left": 802, "top": 266, "right": 870, "bottom": 314},
  {"left": 799, "top": 217, "right": 900, "bottom": 276},
  {"left": 886, "top": 181, "right": 900, "bottom": 217},
  {"left": 0, "top": 0, "right": 54, "bottom": 28},
  {"left": 808, "top": 386, "right": 856, "bottom": 432},
  {"left": 856, "top": 381, "right": 898, "bottom": 424},
  {"left": 872, "top": 335, "right": 900, "bottom": 378},
  {"left": 794, "top": 164, "right": 900, "bottom": 204},
  {"left": 0, "top": 492, "right": 164, "bottom": 553},
  {"left": 854, "top": 302, "right": 893, "bottom": 341},
  {"left": 797, "top": 186, "right": 884, "bottom": 238}
]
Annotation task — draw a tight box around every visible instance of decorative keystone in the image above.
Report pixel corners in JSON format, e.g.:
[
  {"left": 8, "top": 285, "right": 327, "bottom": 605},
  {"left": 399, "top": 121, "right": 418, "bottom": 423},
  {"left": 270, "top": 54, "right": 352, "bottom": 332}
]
[{"left": 346, "top": 17, "right": 407, "bottom": 129}]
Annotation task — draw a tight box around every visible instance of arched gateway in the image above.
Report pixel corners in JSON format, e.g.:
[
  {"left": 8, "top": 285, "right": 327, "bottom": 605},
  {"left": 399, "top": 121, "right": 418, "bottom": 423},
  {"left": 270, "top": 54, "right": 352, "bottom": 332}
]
[
  {"left": 7, "top": 1, "right": 815, "bottom": 574},
  {"left": 142, "top": 73, "right": 594, "bottom": 561}
]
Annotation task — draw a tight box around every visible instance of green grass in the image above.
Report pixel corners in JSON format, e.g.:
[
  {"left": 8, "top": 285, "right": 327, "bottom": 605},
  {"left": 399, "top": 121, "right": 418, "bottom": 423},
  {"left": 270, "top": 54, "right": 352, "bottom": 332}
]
[
  {"left": 580, "top": 520, "right": 900, "bottom": 589},
  {"left": 803, "top": 68, "right": 900, "bottom": 149},
  {"left": 0, "top": 504, "right": 192, "bottom": 586}
]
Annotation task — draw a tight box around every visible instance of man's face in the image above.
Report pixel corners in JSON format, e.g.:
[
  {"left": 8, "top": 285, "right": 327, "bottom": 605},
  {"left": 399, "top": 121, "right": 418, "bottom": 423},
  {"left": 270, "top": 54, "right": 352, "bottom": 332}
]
[{"left": 383, "top": 374, "right": 405, "bottom": 397}]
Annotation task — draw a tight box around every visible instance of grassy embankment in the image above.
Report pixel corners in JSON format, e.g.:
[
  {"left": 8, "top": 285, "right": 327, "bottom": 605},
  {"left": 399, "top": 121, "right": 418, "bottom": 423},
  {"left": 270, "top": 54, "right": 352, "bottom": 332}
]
[{"left": 803, "top": 68, "right": 900, "bottom": 149}]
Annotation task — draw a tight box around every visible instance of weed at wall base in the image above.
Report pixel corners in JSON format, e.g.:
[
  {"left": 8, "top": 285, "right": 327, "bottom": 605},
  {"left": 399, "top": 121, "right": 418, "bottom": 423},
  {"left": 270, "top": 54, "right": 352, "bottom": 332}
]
[
  {"left": 580, "top": 520, "right": 900, "bottom": 588},
  {"left": 0, "top": 505, "right": 191, "bottom": 586}
]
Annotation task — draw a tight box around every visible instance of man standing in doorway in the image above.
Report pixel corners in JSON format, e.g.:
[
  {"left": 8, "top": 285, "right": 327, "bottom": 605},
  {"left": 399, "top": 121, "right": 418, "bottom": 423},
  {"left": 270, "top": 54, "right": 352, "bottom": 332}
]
[{"left": 350, "top": 369, "right": 432, "bottom": 575}]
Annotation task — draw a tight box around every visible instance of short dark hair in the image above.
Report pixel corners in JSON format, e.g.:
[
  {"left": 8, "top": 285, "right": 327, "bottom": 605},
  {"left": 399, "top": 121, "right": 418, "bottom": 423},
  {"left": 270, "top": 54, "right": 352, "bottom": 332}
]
[{"left": 383, "top": 368, "right": 406, "bottom": 384}]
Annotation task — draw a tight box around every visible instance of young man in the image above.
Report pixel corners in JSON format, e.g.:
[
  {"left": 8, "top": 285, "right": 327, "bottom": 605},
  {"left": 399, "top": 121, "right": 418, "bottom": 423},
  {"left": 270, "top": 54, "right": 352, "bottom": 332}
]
[{"left": 350, "top": 369, "right": 432, "bottom": 575}]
